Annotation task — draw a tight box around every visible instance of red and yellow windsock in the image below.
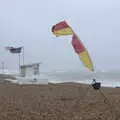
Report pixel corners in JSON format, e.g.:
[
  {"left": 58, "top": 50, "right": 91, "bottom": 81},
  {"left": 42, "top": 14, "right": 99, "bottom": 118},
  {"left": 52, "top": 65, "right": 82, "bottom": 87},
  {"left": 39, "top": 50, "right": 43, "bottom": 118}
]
[
  {"left": 72, "top": 34, "right": 94, "bottom": 71},
  {"left": 52, "top": 21, "right": 73, "bottom": 37}
]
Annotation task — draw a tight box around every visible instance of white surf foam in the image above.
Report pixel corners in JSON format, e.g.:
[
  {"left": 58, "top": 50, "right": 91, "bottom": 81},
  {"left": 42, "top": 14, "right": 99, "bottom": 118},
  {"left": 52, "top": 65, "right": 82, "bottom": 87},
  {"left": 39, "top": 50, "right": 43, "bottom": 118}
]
[{"left": 2, "top": 70, "right": 120, "bottom": 87}]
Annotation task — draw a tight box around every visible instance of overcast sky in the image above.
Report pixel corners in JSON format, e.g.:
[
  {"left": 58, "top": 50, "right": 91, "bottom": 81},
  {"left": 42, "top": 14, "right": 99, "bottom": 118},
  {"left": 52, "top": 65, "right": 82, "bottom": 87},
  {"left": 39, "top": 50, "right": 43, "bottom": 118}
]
[{"left": 0, "top": 0, "right": 120, "bottom": 72}]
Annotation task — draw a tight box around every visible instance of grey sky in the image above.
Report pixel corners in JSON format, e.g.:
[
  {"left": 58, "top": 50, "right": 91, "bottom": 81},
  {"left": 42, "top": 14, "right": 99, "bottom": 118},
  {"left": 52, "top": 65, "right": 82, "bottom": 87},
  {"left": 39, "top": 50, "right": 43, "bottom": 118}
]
[{"left": 0, "top": 0, "right": 120, "bottom": 72}]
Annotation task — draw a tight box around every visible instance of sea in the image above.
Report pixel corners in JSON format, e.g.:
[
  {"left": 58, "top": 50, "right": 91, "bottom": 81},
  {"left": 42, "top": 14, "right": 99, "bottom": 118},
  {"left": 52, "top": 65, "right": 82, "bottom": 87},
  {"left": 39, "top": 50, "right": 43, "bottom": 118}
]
[{"left": 0, "top": 69, "right": 120, "bottom": 87}]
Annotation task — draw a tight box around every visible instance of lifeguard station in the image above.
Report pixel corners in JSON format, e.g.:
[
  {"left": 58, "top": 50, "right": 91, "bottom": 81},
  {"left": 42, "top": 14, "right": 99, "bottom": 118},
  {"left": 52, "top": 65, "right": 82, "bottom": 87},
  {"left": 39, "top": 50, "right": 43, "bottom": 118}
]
[{"left": 20, "top": 63, "right": 41, "bottom": 77}]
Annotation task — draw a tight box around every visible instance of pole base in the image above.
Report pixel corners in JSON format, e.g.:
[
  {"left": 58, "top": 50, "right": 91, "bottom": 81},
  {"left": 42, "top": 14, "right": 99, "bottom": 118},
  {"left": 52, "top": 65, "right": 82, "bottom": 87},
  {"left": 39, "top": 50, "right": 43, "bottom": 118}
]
[{"left": 92, "top": 82, "right": 101, "bottom": 90}]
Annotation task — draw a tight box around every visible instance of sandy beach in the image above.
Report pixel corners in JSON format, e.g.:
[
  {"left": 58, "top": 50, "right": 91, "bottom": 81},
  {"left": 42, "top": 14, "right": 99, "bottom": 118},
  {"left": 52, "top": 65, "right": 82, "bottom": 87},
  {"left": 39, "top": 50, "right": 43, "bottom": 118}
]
[{"left": 0, "top": 78, "right": 120, "bottom": 120}]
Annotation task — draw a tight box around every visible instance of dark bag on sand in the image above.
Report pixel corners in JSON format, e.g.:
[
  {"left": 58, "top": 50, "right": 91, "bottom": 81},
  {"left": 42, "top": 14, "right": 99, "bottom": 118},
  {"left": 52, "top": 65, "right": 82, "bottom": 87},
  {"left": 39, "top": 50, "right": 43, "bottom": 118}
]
[{"left": 92, "top": 82, "right": 101, "bottom": 90}]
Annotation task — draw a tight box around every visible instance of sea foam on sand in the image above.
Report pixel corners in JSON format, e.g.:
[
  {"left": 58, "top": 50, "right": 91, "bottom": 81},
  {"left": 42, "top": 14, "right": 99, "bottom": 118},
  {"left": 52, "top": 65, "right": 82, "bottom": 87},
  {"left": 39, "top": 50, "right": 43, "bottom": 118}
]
[{"left": 2, "top": 70, "right": 120, "bottom": 87}]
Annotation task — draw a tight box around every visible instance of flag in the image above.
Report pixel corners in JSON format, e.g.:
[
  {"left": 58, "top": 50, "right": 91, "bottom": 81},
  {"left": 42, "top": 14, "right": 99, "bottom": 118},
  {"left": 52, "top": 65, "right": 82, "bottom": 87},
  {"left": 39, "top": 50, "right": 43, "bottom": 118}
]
[
  {"left": 5, "top": 47, "right": 22, "bottom": 54},
  {"left": 72, "top": 34, "right": 94, "bottom": 71},
  {"left": 52, "top": 21, "right": 73, "bottom": 36}
]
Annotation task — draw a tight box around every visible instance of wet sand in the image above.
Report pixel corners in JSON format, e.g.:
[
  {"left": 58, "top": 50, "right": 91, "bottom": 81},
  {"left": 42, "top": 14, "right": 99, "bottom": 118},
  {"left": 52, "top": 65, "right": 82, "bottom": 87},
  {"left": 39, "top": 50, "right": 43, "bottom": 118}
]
[{"left": 0, "top": 78, "right": 120, "bottom": 120}]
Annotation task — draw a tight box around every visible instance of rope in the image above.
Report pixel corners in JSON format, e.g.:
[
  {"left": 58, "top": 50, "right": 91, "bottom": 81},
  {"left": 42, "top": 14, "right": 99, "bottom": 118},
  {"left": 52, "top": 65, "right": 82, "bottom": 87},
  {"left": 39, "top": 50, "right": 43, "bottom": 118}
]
[{"left": 99, "top": 89, "right": 120, "bottom": 120}]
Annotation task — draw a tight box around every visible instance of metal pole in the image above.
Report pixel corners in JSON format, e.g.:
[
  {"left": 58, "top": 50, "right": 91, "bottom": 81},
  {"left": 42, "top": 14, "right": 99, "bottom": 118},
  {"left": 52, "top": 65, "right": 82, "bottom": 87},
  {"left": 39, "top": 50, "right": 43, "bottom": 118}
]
[
  {"left": 2, "top": 62, "right": 4, "bottom": 74},
  {"left": 18, "top": 53, "right": 20, "bottom": 73},
  {"left": 22, "top": 46, "right": 24, "bottom": 65}
]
